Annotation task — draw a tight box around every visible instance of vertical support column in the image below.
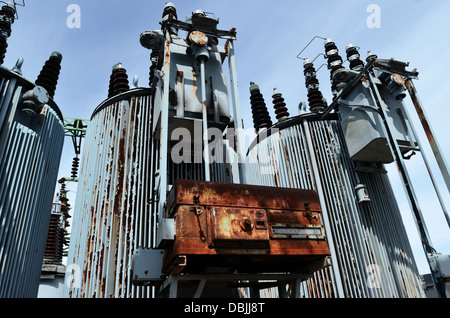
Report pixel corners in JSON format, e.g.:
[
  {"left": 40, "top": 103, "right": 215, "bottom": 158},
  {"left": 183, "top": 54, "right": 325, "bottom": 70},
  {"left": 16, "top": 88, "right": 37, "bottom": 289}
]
[
  {"left": 199, "top": 58, "right": 210, "bottom": 181},
  {"left": 227, "top": 39, "right": 245, "bottom": 184},
  {"left": 366, "top": 73, "right": 446, "bottom": 298},
  {"left": 405, "top": 79, "right": 450, "bottom": 196},
  {"left": 398, "top": 98, "right": 450, "bottom": 227},
  {"left": 156, "top": 31, "right": 171, "bottom": 248}
]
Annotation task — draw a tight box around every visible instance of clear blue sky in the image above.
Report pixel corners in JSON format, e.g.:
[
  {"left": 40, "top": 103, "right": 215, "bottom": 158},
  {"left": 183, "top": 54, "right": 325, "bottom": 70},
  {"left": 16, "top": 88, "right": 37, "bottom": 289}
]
[{"left": 4, "top": 0, "right": 449, "bottom": 275}]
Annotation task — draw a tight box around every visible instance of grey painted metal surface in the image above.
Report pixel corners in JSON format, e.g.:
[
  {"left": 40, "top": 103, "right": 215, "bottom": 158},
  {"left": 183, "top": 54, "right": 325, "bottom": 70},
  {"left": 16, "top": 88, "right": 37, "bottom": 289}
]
[
  {"left": 0, "top": 67, "right": 65, "bottom": 297},
  {"left": 64, "top": 89, "right": 154, "bottom": 298},
  {"left": 246, "top": 114, "right": 425, "bottom": 298}
]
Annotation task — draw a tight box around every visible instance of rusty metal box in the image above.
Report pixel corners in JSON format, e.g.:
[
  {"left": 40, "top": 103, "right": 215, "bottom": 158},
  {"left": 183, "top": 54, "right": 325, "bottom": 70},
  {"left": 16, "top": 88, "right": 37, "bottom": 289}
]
[{"left": 163, "top": 180, "right": 330, "bottom": 275}]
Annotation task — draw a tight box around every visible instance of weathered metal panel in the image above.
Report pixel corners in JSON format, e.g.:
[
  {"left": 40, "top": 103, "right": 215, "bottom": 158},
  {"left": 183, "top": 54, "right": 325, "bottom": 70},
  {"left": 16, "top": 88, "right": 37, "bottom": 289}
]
[
  {"left": 64, "top": 89, "right": 154, "bottom": 298},
  {"left": 0, "top": 68, "right": 65, "bottom": 298},
  {"left": 246, "top": 114, "right": 425, "bottom": 298},
  {"left": 163, "top": 179, "right": 330, "bottom": 276}
]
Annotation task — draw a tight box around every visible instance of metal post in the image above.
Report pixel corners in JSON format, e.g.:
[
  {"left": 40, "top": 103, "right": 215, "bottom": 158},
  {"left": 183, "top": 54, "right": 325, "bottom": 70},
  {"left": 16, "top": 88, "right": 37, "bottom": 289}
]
[
  {"left": 156, "top": 31, "right": 171, "bottom": 247},
  {"left": 199, "top": 58, "right": 210, "bottom": 181},
  {"left": 405, "top": 79, "right": 450, "bottom": 195},
  {"left": 366, "top": 72, "right": 445, "bottom": 298},
  {"left": 366, "top": 73, "right": 433, "bottom": 250},
  {"left": 398, "top": 100, "right": 450, "bottom": 228},
  {"left": 227, "top": 39, "right": 245, "bottom": 184}
]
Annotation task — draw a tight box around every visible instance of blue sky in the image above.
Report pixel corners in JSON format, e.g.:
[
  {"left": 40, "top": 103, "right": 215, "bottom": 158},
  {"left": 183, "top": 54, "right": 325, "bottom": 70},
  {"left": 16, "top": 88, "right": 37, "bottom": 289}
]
[{"left": 4, "top": 0, "right": 449, "bottom": 275}]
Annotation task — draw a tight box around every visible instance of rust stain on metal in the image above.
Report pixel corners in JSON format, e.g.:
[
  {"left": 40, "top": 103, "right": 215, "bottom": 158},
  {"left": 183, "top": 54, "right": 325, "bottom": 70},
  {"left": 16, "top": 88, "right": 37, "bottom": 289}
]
[
  {"left": 405, "top": 80, "right": 436, "bottom": 145},
  {"left": 189, "top": 30, "right": 208, "bottom": 46},
  {"left": 163, "top": 180, "right": 330, "bottom": 275}
]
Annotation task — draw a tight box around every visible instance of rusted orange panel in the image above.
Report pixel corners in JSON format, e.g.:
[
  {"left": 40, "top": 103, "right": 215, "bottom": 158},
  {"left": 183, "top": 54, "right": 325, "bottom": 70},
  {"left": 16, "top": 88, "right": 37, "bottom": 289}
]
[
  {"left": 167, "top": 179, "right": 322, "bottom": 216},
  {"left": 210, "top": 208, "right": 269, "bottom": 248},
  {"left": 163, "top": 180, "right": 330, "bottom": 274}
]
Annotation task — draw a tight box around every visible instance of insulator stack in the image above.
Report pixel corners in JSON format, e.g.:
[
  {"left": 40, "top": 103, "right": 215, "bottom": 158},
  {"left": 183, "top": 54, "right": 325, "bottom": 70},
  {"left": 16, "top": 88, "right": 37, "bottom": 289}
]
[
  {"left": 35, "top": 51, "right": 63, "bottom": 99},
  {"left": 149, "top": 49, "right": 159, "bottom": 87},
  {"left": 161, "top": 2, "right": 178, "bottom": 35},
  {"left": 108, "top": 63, "right": 129, "bottom": 97},
  {"left": 346, "top": 43, "right": 364, "bottom": 72},
  {"left": 272, "top": 88, "right": 289, "bottom": 121},
  {"left": 249, "top": 82, "right": 272, "bottom": 131},
  {"left": 324, "top": 39, "right": 345, "bottom": 79},
  {"left": 71, "top": 156, "right": 80, "bottom": 179},
  {"left": 0, "top": 3, "right": 15, "bottom": 65},
  {"left": 43, "top": 213, "right": 64, "bottom": 264},
  {"left": 303, "top": 58, "right": 327, "bottom": 112}
]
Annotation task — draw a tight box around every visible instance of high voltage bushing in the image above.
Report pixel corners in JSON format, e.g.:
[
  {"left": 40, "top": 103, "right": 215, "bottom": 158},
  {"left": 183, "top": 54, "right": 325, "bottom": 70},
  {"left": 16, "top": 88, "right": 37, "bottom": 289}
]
[
  {"left": 35, "top": 51, "right": 63, "bottom": 99},
  {"left": 272, "top": 88, "right": 289, "bottom": 121},
  {"left": 249, "top": 82, "right": 272, "bottom": 131},
  {"left": 161, "top": 2, "right": 178, "bottom": 35},
  {"left": 108, "top": 62, "right": 130, "bottom": 98},
  {"left": 303, "top": 58, "right": 327, "bottom": 112},
  {"left": 324, "top": 38, "right": 348, "bottom": 94},
  {"left": 0, "top": 3, "right": 15, "bottom": 65},
  {"left": 346, "top": 43, "right": 365, "bottom": 72},
  {"left": 71, "top": 156, "right": 80, "bottom": 179},
  {"left": 324, "top": 38, "right": 344, "bottom": 78}
]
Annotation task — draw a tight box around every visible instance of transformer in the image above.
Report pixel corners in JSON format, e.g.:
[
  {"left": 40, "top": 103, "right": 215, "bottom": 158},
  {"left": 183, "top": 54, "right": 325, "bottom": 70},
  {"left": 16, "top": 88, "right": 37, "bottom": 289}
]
[
  {"left": 246, "top": 113, "right": 425, "bottom": 298},
  {"left": 0, "top": 56, "right": 65, "bottom": 297},
  {"left": 64, "top": 84, "right": 154, "bottom": 298},
  {"left": 64, "top": 4, "right": 450, "bottom": 299},
  {"left": 65, "top": 4, "right": 331, "bottom": 298}
]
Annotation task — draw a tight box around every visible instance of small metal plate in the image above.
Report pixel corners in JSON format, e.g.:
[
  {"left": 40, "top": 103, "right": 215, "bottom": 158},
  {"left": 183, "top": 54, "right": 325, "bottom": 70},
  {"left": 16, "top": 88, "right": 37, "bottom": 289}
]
[{"left": 270, "top": 224, "right": 325, "bottom": 240}]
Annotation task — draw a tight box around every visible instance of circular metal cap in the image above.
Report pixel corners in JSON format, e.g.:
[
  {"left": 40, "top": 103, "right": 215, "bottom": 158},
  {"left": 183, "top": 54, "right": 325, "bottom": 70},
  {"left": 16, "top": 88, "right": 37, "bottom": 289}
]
[
  {"left": 189, "top": 30, "right": 208, "bottom": 46},
  {"left": 392, "top": 73, "right": 405, "bottom": 86},
  {"left": 50, "top": 51, "right": 63, "bottom": 63},
  {"left": 33, "top": 85, "right": 50, "bottom": 104}
]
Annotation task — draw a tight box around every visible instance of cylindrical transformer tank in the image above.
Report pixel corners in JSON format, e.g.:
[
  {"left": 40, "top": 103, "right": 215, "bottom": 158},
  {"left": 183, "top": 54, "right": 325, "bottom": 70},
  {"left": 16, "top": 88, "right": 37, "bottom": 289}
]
[
  {"left": 64, "top": 88, "right": 154, "bottom": 298},
  {"left": 0, "top": 66, "right": 65, "bottom": 297},
  {"left": 246, "top": 113, "right": 425, "bottom": 298}
]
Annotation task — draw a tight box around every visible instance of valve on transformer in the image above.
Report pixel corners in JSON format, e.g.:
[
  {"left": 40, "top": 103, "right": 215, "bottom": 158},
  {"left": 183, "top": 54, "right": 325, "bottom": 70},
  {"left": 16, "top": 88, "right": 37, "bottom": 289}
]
[
  {"left": 272, "top": 88, "right": 289, "bottom": 121},
  {"left": 249, "top": 82, "right": 272, "bottom": 132}
]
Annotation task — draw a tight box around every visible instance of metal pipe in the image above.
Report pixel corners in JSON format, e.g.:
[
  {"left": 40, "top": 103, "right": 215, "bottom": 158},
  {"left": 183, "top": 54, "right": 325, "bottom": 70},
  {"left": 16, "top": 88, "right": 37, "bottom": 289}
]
[
  {"left": 199, "top": 58, "right": 210, "bottom": 181},
  {"left": 366, "top": 73, "right": 445, "bottom": 297},
  {"left": 398, "top": 98, "right": 450, "bottom": 228},
  {"left": 405, "top": 79, "right": 450, "bottom": 199},
  {"left": 227, "top": 39, "right": 245, "bottom": 184},
  {"left": 156, "top": 31, "right": 171, "bottom": 248}
]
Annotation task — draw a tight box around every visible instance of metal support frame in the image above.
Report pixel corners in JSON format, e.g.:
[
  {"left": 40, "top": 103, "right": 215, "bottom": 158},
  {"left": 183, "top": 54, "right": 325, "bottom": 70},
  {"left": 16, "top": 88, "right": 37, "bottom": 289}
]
[
  {"left": 155, "top": 25, "right": 244, "bottom": 247},
  {"left": 226, "top": 39, "right": 245, "bottom": 184},
  {"left": 63, "top": 117, "right": 88, "bottom": 155},
  {"left": 158, "top": 273, "right": 309, "bottom": 298},
  {"left": 365, "top": 71, "right": 446, "bottom": 298},
  {"left": 199, "top": 58, "right": 210, "bottom": 181},
  {"left": 398, "top": 96, "right": 450, "bottom": 227},
  {"left": 405, "top": 79, "right": 450, "bottom": 197},
  {"left": 155, "top": 30, "right": 172, "bottom": 248}
]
